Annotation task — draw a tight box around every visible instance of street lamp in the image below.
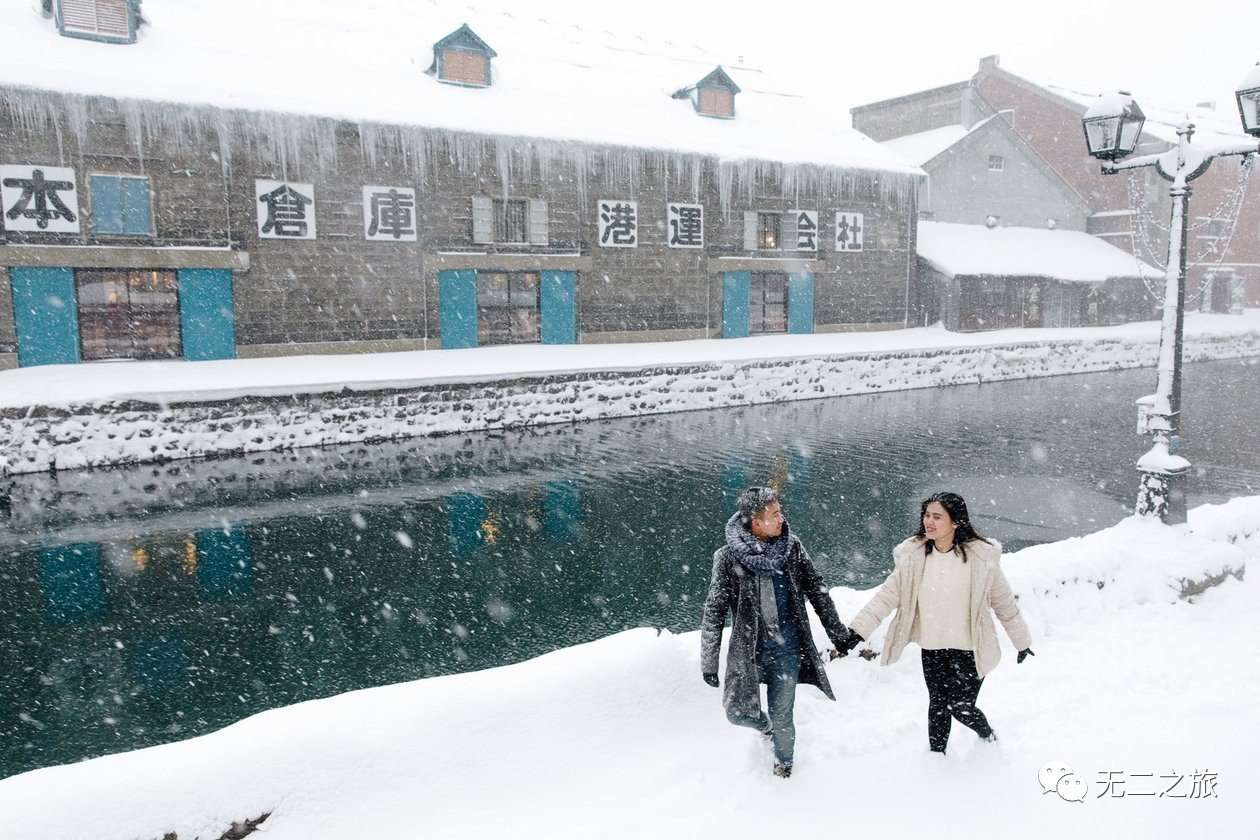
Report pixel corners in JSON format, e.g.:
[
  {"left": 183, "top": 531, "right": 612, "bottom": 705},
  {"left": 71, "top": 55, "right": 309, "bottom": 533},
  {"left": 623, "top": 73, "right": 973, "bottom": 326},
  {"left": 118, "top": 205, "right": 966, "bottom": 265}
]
[
  {"left": 1083, "top": 74, "right": 1260, "bottom": 523},
  {"left": 1237, "top": 62, "right": 1260, "bottom": 137},
  {"left": 1082, "top": 91, "right": 1145, "bottom": 160}
]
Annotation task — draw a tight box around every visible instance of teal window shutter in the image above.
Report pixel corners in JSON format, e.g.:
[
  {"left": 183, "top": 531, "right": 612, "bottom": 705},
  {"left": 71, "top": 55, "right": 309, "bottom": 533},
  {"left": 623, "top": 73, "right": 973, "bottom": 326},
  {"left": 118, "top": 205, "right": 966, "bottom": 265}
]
[
  {"left": 10, "top": 267, "right": 81, "bottom": 367},
  {"left": 178, "top": 269, "right": 237, "bottom": 360},
  {"left": 91, "top": 174, "right": 151, "bottom": 235},
  {"left": 122, "top": 176, "right": 152, "bottom": 234},
  {"left": 439, "top": 269, "right": 478, "bottom": 348},
  {"left": 722, "top": 271, "right": 750, "bottom": 338},
  {"left": 788, "top": 273, "right": 815, "bottom": 334},
  {"left": 540, "top": 270, "right": 577, "bottom": 344},
  {"left": 90, "top": 175, "right": 123, "bottom": 234}
]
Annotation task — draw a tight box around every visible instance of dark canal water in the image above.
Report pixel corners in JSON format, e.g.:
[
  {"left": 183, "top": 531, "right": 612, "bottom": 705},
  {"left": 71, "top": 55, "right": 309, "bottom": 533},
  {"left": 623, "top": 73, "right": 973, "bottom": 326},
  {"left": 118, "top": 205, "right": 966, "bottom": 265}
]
[{"left": 2, "top": 358, "right": 1258, "bottom": 778}]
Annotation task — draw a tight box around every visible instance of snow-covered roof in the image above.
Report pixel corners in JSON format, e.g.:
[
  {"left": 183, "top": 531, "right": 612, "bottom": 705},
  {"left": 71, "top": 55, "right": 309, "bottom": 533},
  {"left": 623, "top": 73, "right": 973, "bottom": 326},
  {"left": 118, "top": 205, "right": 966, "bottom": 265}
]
[
  {"left": 0, "top": 1, "right": 921, "bottom": 176},
  {"left": 917, "top": 221, "right": 1162, "bottom": 282},
  {"left": 990, "top": 64, "right": 1253, "bottom": 152},
  {"left": 881, "top": 124, "right": 972, "bottom": 166},
  {"left": 1045, "top": 81, "right": 1250, "bottom": 150}
]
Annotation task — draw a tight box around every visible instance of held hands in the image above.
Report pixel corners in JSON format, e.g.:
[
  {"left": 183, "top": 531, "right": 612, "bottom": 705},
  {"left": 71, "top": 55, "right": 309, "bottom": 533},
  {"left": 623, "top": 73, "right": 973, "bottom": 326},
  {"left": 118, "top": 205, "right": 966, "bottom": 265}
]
[
  {"left": 703, "top": 672, "right": 720, "bottom": 688},
  {"left": 829, "top": 630, "right": 864, "bottom": 660},
  {"left": 1017, "top": 648, "right": 1035, "bottom": 664}
]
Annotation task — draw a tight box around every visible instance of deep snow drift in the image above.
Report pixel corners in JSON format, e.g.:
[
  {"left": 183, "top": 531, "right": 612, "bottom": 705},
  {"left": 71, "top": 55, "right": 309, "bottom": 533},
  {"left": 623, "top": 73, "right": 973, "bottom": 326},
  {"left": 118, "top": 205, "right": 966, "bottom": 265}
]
[{"left": 1, "top": 497, "right": 1256, "bottom": 839}]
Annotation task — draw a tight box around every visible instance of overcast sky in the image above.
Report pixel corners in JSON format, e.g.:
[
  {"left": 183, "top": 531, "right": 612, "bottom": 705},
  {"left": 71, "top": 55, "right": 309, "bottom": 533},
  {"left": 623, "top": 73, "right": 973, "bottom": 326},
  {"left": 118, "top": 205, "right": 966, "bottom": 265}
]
[{"left": 538, "top": 0, "right": 1257, "bottom": 124}]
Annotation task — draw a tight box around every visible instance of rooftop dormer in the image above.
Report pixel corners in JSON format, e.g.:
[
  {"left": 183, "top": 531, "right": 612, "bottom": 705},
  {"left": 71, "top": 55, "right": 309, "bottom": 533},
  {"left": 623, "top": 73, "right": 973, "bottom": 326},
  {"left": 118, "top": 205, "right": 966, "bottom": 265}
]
[
  {"left": 429, "top": 24, "right": 497, "bottom": 88},
  {"left": 51, "top": 0, "right": 140, "bottom": 45},
  {"left": 673, "top": 66, "right": 740, "bottom": 119}
]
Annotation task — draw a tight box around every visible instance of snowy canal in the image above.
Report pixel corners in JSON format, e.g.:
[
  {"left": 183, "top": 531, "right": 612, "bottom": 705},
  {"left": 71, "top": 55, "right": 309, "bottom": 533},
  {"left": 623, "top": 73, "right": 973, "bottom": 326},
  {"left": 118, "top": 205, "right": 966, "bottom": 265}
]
[{"left": 2, "top": 358, "right": 1258, "bottom": 777}]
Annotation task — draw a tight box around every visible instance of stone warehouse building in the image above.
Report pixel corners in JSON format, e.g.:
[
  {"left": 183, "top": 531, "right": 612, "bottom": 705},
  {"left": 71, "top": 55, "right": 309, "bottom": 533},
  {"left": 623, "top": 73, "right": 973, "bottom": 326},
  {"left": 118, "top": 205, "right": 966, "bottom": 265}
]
[{"left": 0, "top": 1, "right": 922, "bottom": 369}]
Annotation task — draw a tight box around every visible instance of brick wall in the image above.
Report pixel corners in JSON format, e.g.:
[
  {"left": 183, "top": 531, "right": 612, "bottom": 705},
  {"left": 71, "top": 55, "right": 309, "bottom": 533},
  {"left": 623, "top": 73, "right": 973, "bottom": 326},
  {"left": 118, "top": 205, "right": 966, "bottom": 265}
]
[
  {"left": 975, "top": 65, "right": 1260, "bottom": 302},
  {"left": 851, "top": 84, "right": 976, "bottom": 141}
]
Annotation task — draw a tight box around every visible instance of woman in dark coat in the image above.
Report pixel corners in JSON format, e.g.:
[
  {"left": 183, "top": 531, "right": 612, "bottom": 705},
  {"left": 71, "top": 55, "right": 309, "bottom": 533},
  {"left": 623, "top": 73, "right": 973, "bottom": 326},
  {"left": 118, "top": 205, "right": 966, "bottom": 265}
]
[{"left": 700, "top": 486, "right": 854, "bottom": 778}]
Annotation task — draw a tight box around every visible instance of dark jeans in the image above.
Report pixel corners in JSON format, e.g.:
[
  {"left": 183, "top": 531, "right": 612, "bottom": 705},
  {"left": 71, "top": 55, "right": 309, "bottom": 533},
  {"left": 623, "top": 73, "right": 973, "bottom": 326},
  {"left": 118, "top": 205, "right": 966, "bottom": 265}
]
[
  {"left": 920, "top": 648, "right": 993, "bottom": 752},
  {"left": 727, "top": 649, "right": 800, "bottom": 767}
]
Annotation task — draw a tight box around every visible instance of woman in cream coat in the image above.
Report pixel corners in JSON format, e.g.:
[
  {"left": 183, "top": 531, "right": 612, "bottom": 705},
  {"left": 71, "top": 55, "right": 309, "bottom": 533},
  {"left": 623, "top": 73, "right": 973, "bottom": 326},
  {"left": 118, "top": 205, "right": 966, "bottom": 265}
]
[{"left": 836, "top": 492, "right": 1034, "bottom": 754}]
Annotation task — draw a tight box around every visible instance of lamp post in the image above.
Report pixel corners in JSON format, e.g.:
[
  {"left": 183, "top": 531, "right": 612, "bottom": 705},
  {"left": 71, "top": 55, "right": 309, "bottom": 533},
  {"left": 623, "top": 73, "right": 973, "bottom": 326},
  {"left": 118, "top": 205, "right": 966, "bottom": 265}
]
[{"left": 1083, "top": 68, "right": 1260, "bottom": 523}]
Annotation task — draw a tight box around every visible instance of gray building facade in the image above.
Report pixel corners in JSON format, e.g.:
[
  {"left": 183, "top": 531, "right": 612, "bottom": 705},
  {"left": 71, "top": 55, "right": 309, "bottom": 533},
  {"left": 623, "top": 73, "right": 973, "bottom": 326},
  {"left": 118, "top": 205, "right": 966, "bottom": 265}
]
[{"left": 1, "top": 15, "right": 921, "bottom": 370}]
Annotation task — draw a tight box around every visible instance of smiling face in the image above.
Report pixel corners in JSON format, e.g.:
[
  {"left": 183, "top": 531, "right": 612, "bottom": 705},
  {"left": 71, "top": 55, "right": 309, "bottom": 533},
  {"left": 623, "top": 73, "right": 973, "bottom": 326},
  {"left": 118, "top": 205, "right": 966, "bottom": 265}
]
[
  {"left": 750, "top": 500, "right": 784, "bottom": 541},
  {"left": 922, "top": 501, "right": 957, "bottom": 547}
]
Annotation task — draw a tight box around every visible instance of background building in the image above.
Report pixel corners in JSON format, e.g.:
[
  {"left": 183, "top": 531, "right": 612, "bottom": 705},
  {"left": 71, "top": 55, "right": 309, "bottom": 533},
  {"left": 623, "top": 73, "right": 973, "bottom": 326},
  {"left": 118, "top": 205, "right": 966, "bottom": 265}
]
[{"left": 853, "top": 55, "right": 1260, "bottom": 327}]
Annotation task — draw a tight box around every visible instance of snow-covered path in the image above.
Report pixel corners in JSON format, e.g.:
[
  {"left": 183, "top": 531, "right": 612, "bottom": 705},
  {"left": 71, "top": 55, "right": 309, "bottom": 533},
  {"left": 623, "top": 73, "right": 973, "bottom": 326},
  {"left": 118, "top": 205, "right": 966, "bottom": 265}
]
[
  {"left": 3, "top": 311, "right": 1259, "bottom": 410},
  {"left": 1, "top": 499, "right": 1256, "bottom": 839}
]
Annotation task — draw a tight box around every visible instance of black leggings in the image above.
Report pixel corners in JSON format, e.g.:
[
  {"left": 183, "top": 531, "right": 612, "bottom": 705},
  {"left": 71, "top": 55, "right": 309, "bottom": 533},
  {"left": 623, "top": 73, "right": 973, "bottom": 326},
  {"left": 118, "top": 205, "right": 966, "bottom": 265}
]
[{"left": 920, "top": 648, "right": 993, "bottom": 752}]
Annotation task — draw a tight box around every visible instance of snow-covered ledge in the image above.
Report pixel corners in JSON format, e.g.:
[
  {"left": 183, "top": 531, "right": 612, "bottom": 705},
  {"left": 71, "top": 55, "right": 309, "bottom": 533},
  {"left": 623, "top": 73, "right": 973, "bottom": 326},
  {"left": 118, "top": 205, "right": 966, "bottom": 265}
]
[{"left": 2, "top": 316, "right": 1259, "bottom": 475}]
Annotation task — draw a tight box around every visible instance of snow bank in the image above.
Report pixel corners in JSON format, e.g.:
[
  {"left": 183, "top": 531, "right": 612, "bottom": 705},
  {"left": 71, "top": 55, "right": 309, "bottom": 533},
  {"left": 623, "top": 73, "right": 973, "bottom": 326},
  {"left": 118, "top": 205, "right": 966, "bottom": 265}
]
[
  {"left": 7, "top": 313, "right": 1256, "bottom": 412},
  {"left": 0, "top": 497, "right": 1255, "bottom": 839},
  {"left": 3, "top": 313, "right": 1259, "bottom": 475}
]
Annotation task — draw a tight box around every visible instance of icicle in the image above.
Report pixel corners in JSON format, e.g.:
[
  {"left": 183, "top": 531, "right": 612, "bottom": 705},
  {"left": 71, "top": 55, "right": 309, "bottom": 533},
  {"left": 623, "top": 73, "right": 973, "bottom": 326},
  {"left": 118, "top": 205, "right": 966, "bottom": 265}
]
[{"left": 214, "top": 113, "right": 234, "bottom": 180}]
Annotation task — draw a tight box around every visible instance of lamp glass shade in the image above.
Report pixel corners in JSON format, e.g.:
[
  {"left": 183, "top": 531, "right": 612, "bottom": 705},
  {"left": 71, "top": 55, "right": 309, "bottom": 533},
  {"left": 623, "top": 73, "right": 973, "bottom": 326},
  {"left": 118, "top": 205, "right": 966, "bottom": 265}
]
[
  {"left": 1236, "top": 63, "right": 1260, "bottom": 136},
  {"left": 1082, "top": 92, "right": 1145, "bottom": 160}
]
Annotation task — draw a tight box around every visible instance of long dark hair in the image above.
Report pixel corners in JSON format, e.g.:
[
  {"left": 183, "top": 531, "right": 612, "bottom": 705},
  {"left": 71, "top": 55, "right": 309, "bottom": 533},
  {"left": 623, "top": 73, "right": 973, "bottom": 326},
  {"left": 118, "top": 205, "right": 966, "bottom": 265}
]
[{"left": 914, "top": 492, "right": 991, "bottom": 563}]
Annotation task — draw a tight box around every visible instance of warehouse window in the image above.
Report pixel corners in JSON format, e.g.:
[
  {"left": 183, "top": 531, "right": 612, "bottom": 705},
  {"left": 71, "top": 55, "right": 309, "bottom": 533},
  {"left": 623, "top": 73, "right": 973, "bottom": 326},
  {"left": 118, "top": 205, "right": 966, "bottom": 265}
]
[
  {"left": 76, "top": 269, "right": 181, "bottom": 360},
  {"left": 476, "top": 272, "right": 540, "bottom": 345}
]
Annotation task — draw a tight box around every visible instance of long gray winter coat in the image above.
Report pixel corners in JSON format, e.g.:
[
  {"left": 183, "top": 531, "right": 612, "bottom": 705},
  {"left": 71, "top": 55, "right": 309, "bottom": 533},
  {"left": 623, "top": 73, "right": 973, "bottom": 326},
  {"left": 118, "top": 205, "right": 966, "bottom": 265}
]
[{"left": 700, "top": 518, "right": 852, "bottom": 720}]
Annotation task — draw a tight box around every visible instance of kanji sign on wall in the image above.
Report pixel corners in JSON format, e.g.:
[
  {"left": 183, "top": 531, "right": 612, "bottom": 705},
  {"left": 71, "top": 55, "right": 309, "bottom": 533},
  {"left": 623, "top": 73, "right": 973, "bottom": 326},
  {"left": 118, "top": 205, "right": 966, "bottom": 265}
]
[
  {"left": 667, "top": 203, "right": 703, "bottom": 248},
  {"left": 598, "top": 199, "right": 638, "bottom": 247},
  {"left": 834, "top": 211, "right": 863, "bottom": 252},
  {"left": 793, "top": 210, "right": 819, "bottom": 251},
  {"left": 1, "top": 165, "right": 81, "bottom": 233},
  {"left": 256, "top": 179, "right": 316, "bottom": 240},
  {"left": 363, "top": 185, "right": 418, "bottom": 242}
]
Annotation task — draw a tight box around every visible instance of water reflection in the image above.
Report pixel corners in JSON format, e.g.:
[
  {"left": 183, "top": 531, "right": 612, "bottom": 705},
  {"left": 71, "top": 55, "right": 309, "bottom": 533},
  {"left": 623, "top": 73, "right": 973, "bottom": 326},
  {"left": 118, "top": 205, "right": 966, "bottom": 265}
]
[{"left": 2, "top": 359, "right": 1258, "bottom": 777}]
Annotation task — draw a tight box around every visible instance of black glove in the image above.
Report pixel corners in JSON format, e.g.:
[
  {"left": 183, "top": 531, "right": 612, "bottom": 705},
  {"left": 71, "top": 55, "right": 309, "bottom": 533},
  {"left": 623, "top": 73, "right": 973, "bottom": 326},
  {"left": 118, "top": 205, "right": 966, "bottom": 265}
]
[
  {"left": 830, "top": 630, "right": 864, "bottom": 660},
  {"left": 1017, "top": 648, "right": 1035, "bottom": 664},
  {"left": 703, "top": 672, "right": 720, "bottom": 688}
]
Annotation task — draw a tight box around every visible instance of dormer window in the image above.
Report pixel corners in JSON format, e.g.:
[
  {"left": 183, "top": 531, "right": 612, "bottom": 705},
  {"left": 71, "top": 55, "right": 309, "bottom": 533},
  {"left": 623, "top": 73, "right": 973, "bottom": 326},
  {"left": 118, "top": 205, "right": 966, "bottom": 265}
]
[
  {"left": 429, "top": 24, "right": 497, "bottom": 88},
  {"left": 673, "top": 66, "right": 741, "bottom": 120},
  {"left": 54, "top": 0, "right": 139, "bottom": 45}
]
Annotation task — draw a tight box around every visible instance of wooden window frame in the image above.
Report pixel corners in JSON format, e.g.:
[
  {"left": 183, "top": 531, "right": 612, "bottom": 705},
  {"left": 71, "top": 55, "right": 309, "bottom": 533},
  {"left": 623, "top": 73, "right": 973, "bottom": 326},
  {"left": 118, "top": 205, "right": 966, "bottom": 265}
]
[
  {"left": 476, "top": 271, "right": 541, "bottom": 346},
  {"left": 75, "top": 268, "right": 183, "bottom": 361},
  {"left": 438, "top": 46, "right": 491, "bottom": 88},
  {"left": 493, "top": 198, "right": 529, "bottom": 244},
  {"left": 757, "top": 212, "right": 781, "bottom": 250},
  {"left": 748, "top": 271, "right": 788, "bottom": 335}
]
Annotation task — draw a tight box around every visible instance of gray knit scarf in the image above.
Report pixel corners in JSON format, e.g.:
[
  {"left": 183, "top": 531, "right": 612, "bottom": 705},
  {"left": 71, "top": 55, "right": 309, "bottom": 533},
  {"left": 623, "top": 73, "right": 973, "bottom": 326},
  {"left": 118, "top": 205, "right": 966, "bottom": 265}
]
[{"left": 725, "top": 513, "right": 793, "bottom": 643}]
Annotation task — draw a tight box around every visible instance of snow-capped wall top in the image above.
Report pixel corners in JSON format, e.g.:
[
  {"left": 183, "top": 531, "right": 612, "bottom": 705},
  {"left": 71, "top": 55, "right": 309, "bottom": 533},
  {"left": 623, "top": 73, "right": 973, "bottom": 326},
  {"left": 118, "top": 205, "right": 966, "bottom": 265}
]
[
  {"left": 917, "top": 221, "right": 1162, "bottom": 282},
  {"left": 0, "top": 0, "right": 920, "bottom": 175},
  {"left": 879, "top": 115, "right": 1009, "bottom": 167}
]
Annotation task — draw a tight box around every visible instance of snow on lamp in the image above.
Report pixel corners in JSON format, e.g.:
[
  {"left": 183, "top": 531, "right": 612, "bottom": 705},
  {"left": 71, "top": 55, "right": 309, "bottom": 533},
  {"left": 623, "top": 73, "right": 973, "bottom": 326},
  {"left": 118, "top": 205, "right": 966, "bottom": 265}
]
[
  {"left": 1082, "top": 91, "right": 1145, "bottom": 160},
  {"left": 1235, "top": 62, "right": 1260, "bottom": 137}
]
